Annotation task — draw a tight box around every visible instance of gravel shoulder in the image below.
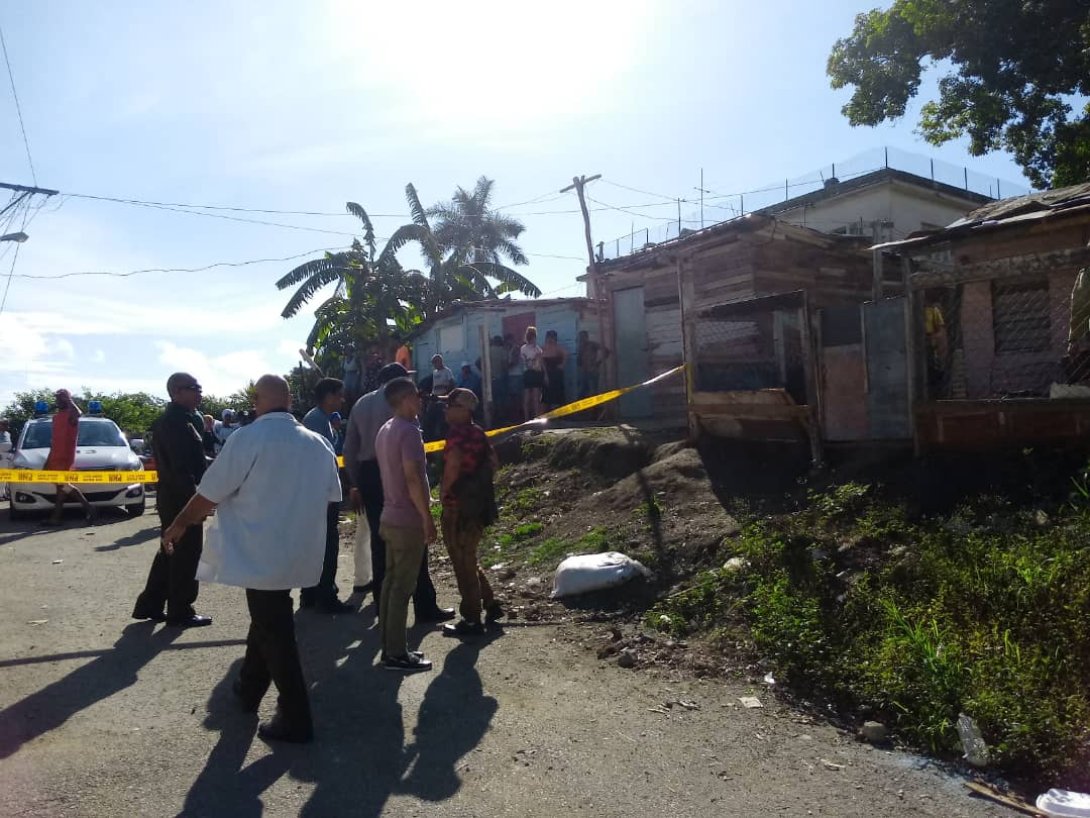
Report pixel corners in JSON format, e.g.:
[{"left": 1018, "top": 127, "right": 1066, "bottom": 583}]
[{"left": 0, "top": 507, "right": 1017, "bottom": 818}]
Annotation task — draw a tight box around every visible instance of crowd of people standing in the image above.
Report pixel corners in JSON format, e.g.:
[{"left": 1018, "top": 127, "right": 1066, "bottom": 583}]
[{"left": 129, "top": 362, "right": 503, "bottom": 744}]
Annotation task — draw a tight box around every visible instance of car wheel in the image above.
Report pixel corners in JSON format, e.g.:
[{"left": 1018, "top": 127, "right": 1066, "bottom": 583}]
[
  {"left": 126, "top": 499, "right": 146, "bottom": 517},
  {"left": 9, "top": 498, "right": 27, "bottom": 521}
]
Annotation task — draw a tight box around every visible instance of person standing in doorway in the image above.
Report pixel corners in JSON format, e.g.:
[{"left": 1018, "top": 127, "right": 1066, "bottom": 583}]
[
  {"left": 541, "top": 330, "right": 567, "bottom": 410},
  {"left": 577, "top": 330, "right": 608, "bottom": 399},
  {"left": 375, "top": 377, "right": 437, "bottom": 672},
  {"left": 300, "top": 377, "right": 352, "bottom": 614},
  {"left": 41, "top": 389, "right": 95, "bottom": 526},
  {"left": 162, "top": 375, "right": 342, "bottom": 743},
  {"left": 487, "top": 335, "right": 509, "bottom": 425},
  {"left": 520, "top": 327, "right": 545, "bottom": 421},
  {"left": 132, "top": 374, "right": 211, "bottom": 627}
]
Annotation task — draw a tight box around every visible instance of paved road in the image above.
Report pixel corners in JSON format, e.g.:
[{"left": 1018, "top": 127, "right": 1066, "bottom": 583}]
[{"left": 0, "top": 506, "right": 1016, "bottom": 817}]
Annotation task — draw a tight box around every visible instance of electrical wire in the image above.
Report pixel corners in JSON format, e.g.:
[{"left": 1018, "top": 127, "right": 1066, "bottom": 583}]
[
  {"left": 10, "top": 246, "right": 351, "bottom": 280},
  {"left": 0, "top": 195, "right": 34, "bottom": 317},
  {"left": 0, "top": 21, "right": 36, "bottom": 186}
]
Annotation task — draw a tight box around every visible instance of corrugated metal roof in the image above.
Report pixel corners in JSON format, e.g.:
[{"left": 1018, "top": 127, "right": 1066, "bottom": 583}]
[{"left": 873, "top": 183, "right": 1090, "bottom": 252}]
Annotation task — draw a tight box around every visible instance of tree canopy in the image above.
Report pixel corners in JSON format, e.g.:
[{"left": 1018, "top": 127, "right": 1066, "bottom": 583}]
[
  {"left": 277, "top": 180, "right": 540, "bottom": 368},
  {"left": 827, "top": 1, "right": 1090, "bottom": 188}
]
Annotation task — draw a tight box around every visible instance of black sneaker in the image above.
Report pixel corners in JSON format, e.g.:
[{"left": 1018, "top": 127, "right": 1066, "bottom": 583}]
[
  {"left": 383, "top": 653, "right": 432, "bottom": 672},
  {"left": 379, "top": 649, "right": 424, "bottom": 662},
  {"left": 484, "top": 602, "right": 505, "bottom": 623},
  {"left": 442, "top": 619, "right": 485, "bottom": 637}
]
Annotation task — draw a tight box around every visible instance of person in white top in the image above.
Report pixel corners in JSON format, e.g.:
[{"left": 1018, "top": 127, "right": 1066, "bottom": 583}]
[
  {"left": 161, "top": 374, "right": 341, "bottom": 744},
  {"left": 520, "top": 325, "right": 545, "bottom": 421}
]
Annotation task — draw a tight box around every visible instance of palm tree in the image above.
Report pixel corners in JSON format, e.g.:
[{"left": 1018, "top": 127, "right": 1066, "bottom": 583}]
[
  {"left": 276, "top": 181, "right": 542, "bottom": 367},
  {"left": 426, "top": 176, "right": 540, "bottom": 299}
]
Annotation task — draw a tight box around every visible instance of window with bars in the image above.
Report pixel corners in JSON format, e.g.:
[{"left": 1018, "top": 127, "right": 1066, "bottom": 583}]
[{"left": 992, "top": 280, "right": 1050, "bottom": 354}]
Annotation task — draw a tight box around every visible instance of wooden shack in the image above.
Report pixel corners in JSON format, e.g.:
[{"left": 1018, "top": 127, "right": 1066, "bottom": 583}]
[
  {"left": 591, "top": 214, "right": 873, "bottom": 447},
  {"left": 875, "top": 183, "right": 1090, "bottom": 451}
]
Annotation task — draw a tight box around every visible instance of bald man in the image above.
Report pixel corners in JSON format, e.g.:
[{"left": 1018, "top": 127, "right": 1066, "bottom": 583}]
[
  {"left": 133, "top": 372, "right": 211, "bottom": 627},
  {"left": 163, "top": 374, "right": 341, "bottom": 743}
]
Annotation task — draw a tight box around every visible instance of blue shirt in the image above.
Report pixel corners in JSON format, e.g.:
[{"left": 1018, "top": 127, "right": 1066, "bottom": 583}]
[
  {"left": 458, "top": 369, "right": 482, "bottom": 395},
  {"left": 302, "top": 407, "right": 334, "bottom": 443}
]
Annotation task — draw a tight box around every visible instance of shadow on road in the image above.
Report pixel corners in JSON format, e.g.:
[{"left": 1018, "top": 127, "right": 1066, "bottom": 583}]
[
  {"left": 95, "top": 522, "right": 159, "bottom": 552},
  {"left": 181, "top": 608, "right": 500, "bottom": 817},
  {"left": 0, "top": 622, "right": 181, "bottom": 760}
]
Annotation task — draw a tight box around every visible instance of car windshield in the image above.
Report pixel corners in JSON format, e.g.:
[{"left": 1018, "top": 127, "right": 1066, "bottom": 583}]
[{"left": 21, "top": 419, "right": 127, "bottom": 449}]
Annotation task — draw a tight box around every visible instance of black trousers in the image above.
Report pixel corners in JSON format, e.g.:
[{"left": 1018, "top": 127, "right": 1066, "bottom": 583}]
[
  {"left": 356, "top": 459, "right": 438, "bottom": 612},
  {"left": 238, "top": 589, "right": 311, "bottom": 731},
  {"left": 134, "top": 519, "right": 202, "bottom": 620},
  {"left": 300, "top": 503, "right": 340, "bottom": 605}
]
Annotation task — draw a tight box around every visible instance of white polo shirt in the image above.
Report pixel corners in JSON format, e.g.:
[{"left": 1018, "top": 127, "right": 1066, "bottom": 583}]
[{"left": 195, "top": 411, "right": 342, "bottom": 591}]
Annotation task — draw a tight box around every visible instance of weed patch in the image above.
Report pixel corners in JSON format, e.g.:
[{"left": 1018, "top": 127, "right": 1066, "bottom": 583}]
[{"left": 647, "top": 485, "right": 1090, "bottom": 786}]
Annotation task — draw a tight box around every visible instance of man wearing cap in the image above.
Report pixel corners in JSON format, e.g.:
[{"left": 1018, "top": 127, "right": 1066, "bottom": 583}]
[
  {"left": 300, "top": 377, "right": 352, "bottom": 614},
  {"left": 42, "top": 389, "right": 96, "bottom": 526},
  {"left": 343, "top": 363, "right": 453, "bottom": 623},
  {"left": 132, "top": 373, "right": 212, "bottom": 628},
  {"left": 439, "top": 388, "right": 503, "bottom": 636}
]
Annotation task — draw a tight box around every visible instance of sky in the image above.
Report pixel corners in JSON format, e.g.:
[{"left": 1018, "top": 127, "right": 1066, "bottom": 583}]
[{"left": 0, "top": 0, "right": 1031, "bottom": 407}]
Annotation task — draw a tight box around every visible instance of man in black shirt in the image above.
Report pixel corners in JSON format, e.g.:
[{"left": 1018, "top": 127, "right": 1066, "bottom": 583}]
[{"left": 132, "top": 372, "right": 212, "bottom": 628}]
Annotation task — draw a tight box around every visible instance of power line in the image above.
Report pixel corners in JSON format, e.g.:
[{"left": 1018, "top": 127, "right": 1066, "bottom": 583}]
[
  {"left": 10, "top": 245, "right": 350, "bottom": 280},
  {"left": 0, "top": 22, "right": 36, "bottom": 186},
  {"left": 0, "top": 195, "right": 34, "bottom": 317}
]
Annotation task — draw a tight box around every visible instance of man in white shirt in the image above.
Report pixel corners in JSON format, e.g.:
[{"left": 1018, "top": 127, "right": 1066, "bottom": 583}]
[{"left": 161, "top": 374, "right": 341, "bottom": 744}]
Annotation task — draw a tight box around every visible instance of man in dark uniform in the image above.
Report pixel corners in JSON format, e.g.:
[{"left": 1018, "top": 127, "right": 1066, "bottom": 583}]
[{"left": 132, "top": 372, "right": 212, "bottom": 628}]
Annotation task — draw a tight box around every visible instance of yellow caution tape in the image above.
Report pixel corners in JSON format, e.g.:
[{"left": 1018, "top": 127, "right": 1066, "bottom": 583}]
[
  {"left": 0, "top": 469, "right": 157, "bottom": 484},
  {"left": 0, "top": 366, "right": 685, "bottom": 481},
  {"left": 422, "top": 364, "right": 686, "bottom": 453}
]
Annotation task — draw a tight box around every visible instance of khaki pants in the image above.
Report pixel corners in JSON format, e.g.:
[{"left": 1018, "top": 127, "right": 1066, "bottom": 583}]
[
  {"left": 441, "top": 507, "right": 495, "bottom": 622},
  {"left": 378, "top": 523, "right": 426, "bottom": 658}
]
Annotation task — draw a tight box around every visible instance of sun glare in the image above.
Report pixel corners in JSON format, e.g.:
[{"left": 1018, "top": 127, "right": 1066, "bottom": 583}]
[{"left": 325, "top": 0, "right": 656, "bottom": 136}]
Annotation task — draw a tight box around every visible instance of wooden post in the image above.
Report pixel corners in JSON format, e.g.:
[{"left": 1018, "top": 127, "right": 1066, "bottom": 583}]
[
  {"left": 799, "top": 292, "right": 824, "bottom": 468},
  {"left": 479, "top": 323, "right": 493, "bottom": 429},
  {"left": 560, "top": 172, "right": 611, "bottom": 408},
  {"left": 676, "top": 255, "right": 699, "bottom": 441},
  {"left": 872, "top": 248, "right": 884, "bottom": 301},
  {"left": 902, "top": 255, "right": 921, "bottom": 456}
]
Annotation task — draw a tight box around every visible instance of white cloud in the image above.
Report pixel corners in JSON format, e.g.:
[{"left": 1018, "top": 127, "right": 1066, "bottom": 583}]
[{"left": 154, "top": 341, "right": 286, "bottom": 397}]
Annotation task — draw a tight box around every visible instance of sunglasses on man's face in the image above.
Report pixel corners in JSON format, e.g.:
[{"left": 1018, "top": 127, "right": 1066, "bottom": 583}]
[{"left": 182, "top": 384, "right": 203, "bottom": 392}]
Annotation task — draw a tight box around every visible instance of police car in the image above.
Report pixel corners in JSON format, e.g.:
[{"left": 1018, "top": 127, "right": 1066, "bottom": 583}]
[{"left": 8, "top": 401, "right": 146, "bottom": 520}]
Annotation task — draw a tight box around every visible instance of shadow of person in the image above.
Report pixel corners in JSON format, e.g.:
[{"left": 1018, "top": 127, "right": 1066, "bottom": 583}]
[
  {"left": 95, "top": 522, "right": 160, "bottom": 552},
  {"left": 399, "top": 632, "right": 500, "bottom": 802},
  {"left": 176, "top": 659, "right": 291, "bottom": 818},
  {"left": 292, "top": 617, "right": 426, "bottom": 818},
  {"left": 0, "top": 622, "right": 181, "bottom": 760}
]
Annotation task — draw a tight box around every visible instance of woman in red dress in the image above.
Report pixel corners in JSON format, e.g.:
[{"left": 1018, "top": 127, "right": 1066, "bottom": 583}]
[{"left": 42, "top": 389, "right": 95, "bottom": 526}]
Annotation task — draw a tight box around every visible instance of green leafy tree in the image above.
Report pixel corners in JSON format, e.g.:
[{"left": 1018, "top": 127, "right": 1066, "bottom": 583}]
[
  {"left": 276, "top": 201, "right": 430, "bottom": 370},
  {"left": 277, "top": 185, "right": 541, "bottom": 369},
  {"left": 827, "top": 1, "right": 1090, "bottom": 188}
]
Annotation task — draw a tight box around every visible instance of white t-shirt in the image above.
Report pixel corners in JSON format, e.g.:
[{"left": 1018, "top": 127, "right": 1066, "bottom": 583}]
[
  {"left": 521, "top": 343, "right": 544, "bottom": 372},
  {"left": 195, "top": 412, "right": 342, "bottom": 590},
  {"left": 431, "top": 366, "right": 455, "bottom": 395}
]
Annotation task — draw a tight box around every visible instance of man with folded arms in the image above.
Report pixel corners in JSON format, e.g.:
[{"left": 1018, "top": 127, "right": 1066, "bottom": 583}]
[{"left": 161, "top": 375, "right": 341, "bottom": 742}]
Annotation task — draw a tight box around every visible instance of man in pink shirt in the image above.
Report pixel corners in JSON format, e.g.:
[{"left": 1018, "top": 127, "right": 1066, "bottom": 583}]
[{"left": 374, "top": 377, "right": 437, "bottom": 672}]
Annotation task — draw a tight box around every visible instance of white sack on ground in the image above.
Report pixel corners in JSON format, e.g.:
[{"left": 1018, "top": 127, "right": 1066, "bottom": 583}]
[{"left": 551, "top": 551, "right": 651, "bottom": 598}]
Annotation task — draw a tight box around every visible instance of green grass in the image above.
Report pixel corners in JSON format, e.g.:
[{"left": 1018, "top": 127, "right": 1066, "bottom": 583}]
[
  {"left": 646, "top": 484, "right": 1090, "bottom": 784},
  {"left": 527, "top": 526, "right": 613, "bottom": 567}
]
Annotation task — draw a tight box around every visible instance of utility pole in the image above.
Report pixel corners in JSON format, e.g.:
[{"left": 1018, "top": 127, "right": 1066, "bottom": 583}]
[
  {"left": 0, "top": 181, "right": 57, "bottom": 217},
  {"left": 693, "top": 168, "right": 710, "bottom": 229},
  {"left": 561, "top": 172, "right": 612, "bottom": 410},
  {"left": 560, "top": 174, "right": 601, "bottom": 278}
]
